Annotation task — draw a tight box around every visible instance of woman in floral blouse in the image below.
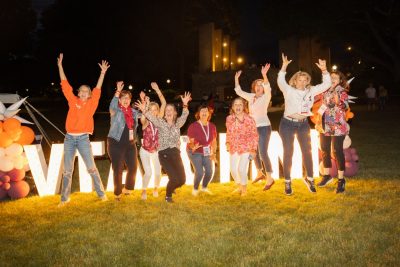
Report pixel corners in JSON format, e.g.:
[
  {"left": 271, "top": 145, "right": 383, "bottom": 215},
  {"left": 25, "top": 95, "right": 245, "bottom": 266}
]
[
  {"left": 226, "top": 97, "right": 258, "bottom": 196},
  {"left": 315, "top": 71, "right": 349, "bottom": 193},
  {"left": 135, "top": 92, "right": 192, "bottom": 203}
]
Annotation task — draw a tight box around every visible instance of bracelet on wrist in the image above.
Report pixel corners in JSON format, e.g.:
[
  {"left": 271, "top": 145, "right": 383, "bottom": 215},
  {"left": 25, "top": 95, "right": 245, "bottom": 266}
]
[{"left": 183, "top": 104, "right": 188, "bottom": 108}]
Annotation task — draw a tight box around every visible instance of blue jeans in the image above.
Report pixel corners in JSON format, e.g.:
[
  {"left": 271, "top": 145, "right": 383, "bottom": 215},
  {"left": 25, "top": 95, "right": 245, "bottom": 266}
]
[
  {"left": 254, "top": 126, "right": 272, "bottom": 173},
  {"left": 279, "top": 118, "right": 313, "bottom": 181},
  {"left": 187, "top": 151, "right": 213, "bottom": 190},
  {"left": 61, "top": 134, "right": 105, "bottom": 202}
]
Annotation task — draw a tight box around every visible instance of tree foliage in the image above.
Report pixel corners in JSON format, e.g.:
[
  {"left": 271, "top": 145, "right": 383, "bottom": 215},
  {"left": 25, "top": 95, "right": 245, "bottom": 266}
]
[{"left": 262, "top": 0, "right": 400, "bottom": 86}]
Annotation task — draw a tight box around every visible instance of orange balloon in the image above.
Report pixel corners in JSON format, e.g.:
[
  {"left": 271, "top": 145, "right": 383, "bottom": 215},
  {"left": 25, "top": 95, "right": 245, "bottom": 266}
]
[
  {"left": 0, "top": 132, "right": 13, "bottom": 148},
  {"left": 3, "top": 118, "right": 21, "bottom": 133},
  {"left": 7, "top": 128, "right": 22, "bottom": 141},
  {"left": 0, "top": 121, "right": 3, "bottom": 133},
  {"left": 15, "top": 126, "right": 35, "bottom": 145}
]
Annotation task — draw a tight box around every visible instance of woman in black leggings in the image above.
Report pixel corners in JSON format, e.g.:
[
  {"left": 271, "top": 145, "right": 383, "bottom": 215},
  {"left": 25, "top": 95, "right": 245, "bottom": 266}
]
[{"left": 107, "top": 81, "right": 140, "bottom": 200}]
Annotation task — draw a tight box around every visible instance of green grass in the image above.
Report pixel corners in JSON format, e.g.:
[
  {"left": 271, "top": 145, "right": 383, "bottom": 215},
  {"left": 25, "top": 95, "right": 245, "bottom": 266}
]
[{"left": 1, "top": 105, "right": 400, "bottom": 266}]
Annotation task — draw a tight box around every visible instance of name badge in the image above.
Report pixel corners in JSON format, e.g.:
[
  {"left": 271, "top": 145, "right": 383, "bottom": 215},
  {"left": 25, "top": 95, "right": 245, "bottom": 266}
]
[
  {"left": 129, "top": 129, "right": 134, "bottom": 141},
  {"left": 301, "top": 102, "right": 310, "bottom": 114},
  {"left": 317, "top": 104, "right": 328, "bottom": 115},
  {"left": 203, "top": 145, "right": 211, "bottom": 156}
]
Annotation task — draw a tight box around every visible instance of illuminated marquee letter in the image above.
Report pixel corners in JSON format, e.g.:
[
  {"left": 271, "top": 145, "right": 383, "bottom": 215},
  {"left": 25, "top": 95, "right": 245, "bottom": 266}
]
[{"left": 24, "top": 142, "right": 106, "bottom": 196}]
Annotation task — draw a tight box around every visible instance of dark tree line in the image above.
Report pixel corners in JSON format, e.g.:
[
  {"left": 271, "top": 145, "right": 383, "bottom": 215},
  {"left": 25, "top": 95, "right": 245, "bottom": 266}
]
[{"left": 261, "top": 0, "right": 400, "bottom": 89}]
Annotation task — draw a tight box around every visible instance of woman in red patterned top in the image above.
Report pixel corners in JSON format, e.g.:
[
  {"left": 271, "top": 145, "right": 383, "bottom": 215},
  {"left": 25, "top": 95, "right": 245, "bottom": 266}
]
[
  {"left": 226, "top": 97, "right": 258, "bottom": 196},
  {"left": 315, "top": 71, "right": 349, "bottom": 193},
  {"left": 139, "top": 82, "right": 166, "bottom": 200}
]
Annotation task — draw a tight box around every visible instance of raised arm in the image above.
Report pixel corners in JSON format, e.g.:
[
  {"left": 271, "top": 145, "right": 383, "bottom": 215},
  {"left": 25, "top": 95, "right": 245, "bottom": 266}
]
[
  {"left": 110, "top": 81, "right": 123, "bottom": 115},
  {"left": 57, "top": 53, "right": 76, "bottom": 102},
  {"left": 57, "top": 53, "right": 67, "bottom": 81},
  {"left": 135, "top": 99, "right": 162, "bottom": 127},
  {"left": 261, "top": 63, "right": 272, "bottom": 95},
  {"left": 95, "top": 60, "right": 110, "bottom": 89},
  {"left": 139, "top": 91, "right": 150, "bottom": 128},
  {"left": 310, "top": 59, "right": 331, "bottom": 95},
  {"left": 277, "top": 53, "right": 292, "bottom": 94},
  {"left": 151, "top": 82, "right": 166, "bottom": 118},
  {"left": 176, "top": 92, "right": 191, "bottom": 128},
  {"left": 234, "top": 71, "right": 253, "bottom": 101}
]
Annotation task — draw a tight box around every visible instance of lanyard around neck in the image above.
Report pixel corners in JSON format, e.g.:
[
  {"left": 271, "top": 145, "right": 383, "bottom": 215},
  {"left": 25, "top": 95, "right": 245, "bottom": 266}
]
[{"left": 198, "top": 121, "right": 210, "bottom": 141}]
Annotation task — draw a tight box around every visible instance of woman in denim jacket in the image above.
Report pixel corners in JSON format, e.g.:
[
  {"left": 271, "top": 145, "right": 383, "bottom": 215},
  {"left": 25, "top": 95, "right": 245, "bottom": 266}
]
[{"left": 107, "top": 81, "right": 140, "bottom": 201}]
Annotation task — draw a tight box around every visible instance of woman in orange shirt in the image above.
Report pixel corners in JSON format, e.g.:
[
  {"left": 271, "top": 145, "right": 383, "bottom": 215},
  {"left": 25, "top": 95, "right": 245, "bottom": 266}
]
[{"left": 57, "top": 53, "right": 110, "bottom": 206}]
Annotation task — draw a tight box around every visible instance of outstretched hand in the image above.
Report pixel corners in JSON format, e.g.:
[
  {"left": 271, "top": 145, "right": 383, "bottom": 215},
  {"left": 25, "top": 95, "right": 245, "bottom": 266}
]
[
  {"left": 150, "top": 82, "right": 160, "bottom": 92},
  {"left": 261, "top": 63, "right": 270, "bottom": 77},
  {"left": 315, "top": 59, "right": 327, "bottom": 72},
  {"left": 281, "top": 53, "right": 292, "bottom": 66},
  {"left": 116, "top": 81, "right": 124, "bottom": 92},
  {"left": 98, "top": 60, "right": 110, "bottom": 73},
  {"left": 57, "top": 53, "right": 63, "bottom": 67},
  {"left": 235, "top": 70, "right": 242, "bottom": 81},
  {"left": 181, "top": 92, "right": 192, "bottom": 106},
  {"left": 134, "top": 99, "right": 146, "bottom": 112}
]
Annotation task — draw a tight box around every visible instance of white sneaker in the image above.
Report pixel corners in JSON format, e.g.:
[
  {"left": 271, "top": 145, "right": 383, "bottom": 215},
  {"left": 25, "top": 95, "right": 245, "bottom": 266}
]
[
  {"left": 100, "top": 195, "right": 108, "bottom": 202},
  {"left": 153, "top": 190, "right": 159, "bottom": 198},
  {"left": 201, "top": 188, "right": 213, "bottom": 195},
  {"left": 141, "top": 191, "right": 147, "bottom": 200},
  {"left": 58, "top": 198, "right": 70, "bottom": 207},
  {"left": 192, "top": 189, "right": 199, "bottom": 196}
]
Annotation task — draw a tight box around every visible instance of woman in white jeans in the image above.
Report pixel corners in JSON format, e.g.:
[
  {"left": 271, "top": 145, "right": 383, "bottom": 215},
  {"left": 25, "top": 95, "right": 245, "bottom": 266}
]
[
  {"left": 226, "top": 97, "right": 258, "bottom": 196},
  {"left": 139, "top": 82, "right": 166, "bottom": 200}
]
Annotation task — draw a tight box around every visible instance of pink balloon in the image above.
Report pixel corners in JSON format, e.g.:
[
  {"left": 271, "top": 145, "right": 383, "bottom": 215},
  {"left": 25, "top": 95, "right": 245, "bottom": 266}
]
[
  {"left": 352, "top": 154, "right": 359, "bottom": 161},
  {"left": 345, "top": 161, "right": 359, "bottom": 177},
  {"left": 2, "top": 182, "right": 11, "bottom": 190},
  {"left": 8, "top": 181, "right": 30, "bottom": 199},
  {"left": 0, "top": 175, "right": 10, "bottom": 183},
  {"left": 350, "top": 148, "right": 357, "bottom": 155},
  {"left": 0, "top": 188, "right": 8, "bottom": 200},
  {"left": 344, "top": 149, "right": 352, "bottom": 161},
  {"left": 8, "top": 168, "right": 25, "bottom": 182}
]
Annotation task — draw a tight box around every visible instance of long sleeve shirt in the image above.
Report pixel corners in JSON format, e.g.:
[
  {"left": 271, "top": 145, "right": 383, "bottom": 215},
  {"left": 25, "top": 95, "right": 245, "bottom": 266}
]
[
  {"left": 234, "top": 83, "right": 271, "bottom": 127},
  {"left": 61, "top": 80, "right": 100, "bottom": 134},
  {"left": 277, "top": 71, "right": 331, "bottom": 118},
  {"left": 226, "top": 114, "right": 258, "bottom": 154},
  {"left": 144, "top": 109, "right": 189, "bottom": 151}
]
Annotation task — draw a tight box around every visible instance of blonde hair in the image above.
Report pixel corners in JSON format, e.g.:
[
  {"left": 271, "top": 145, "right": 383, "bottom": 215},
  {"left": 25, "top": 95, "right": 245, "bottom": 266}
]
[
  {"left": 78, "top": 85, "right": 92, "bottom": 97},
  {"left": 288, "top": 71, "right": 311, "bottom": 89},
  {"left": 148, "top": 102, "right": 160, "bottom": 111}
]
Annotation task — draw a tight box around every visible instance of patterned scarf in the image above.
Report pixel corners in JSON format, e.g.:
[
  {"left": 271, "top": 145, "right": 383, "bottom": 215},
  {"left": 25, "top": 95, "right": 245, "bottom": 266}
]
[{"left": 118, "top": 103, "right": 134, "bottom": 129}]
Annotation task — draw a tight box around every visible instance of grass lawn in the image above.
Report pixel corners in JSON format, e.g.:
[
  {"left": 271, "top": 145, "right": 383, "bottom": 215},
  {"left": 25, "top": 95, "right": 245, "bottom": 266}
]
[{"left": 1, "top": 104, "right": 399, "bottom": 266}]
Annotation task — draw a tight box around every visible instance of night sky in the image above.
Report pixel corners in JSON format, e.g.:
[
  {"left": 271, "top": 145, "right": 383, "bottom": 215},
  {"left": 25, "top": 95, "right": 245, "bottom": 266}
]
[{"left": 1, "top": 0, "right": 397, "bottom": 94}]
